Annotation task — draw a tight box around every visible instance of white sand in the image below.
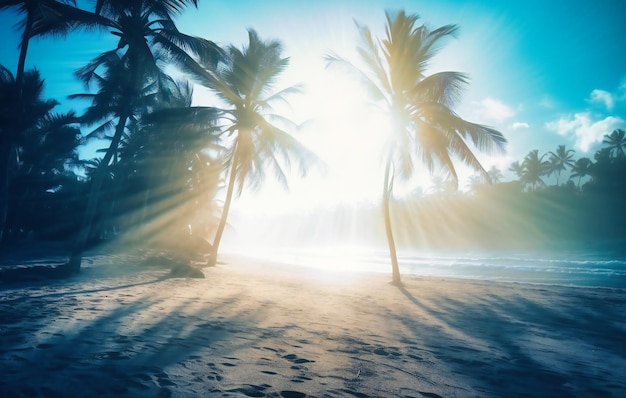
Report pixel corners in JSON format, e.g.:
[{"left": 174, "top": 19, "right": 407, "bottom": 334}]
[{"left": 1, "top": 252, "right": 625, "bottom": 397}]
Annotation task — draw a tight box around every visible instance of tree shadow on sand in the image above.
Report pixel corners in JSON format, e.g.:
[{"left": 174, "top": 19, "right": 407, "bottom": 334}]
[
  {"left": 396, "top": 282, "right": 626, "bottom": 397},
  {"left": 0, "top": 275, "right": 269, "bottom": 397}
]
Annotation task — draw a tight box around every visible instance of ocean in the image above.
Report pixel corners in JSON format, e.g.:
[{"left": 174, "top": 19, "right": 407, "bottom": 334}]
[{"left": 234, "top": 246, "right": 626, "bottom": 289}]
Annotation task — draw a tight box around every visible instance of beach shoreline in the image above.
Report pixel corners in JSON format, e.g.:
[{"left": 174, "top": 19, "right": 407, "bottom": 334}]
[{"left": 1, "top": 253, "right": 625, "bottom": 397}]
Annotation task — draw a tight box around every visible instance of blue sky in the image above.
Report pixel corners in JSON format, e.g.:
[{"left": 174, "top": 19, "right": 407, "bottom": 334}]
[{"left": 1, "top": 0, "right": 625, "bottom": 208}]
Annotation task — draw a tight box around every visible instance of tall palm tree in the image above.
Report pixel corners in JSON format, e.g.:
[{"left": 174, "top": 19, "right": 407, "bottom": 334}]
[
  {"left": 66, "top": 0, "right": 223, "bottom": 273},
  {"left": 0, "top": 1, "right": 96, "bottom": 242},
  {"left": 548, "top": 144, "right": 575, "bottom": 185},
  {"left": 327, "top": 10, "right": 506, "bottom": 285},
  {"left": 602, "top": 129, "right": 626, "bottom": 159},
  {"left": 187, "top": 29, "right": 318, "bottom": 266},
  {"left": 521, "top": 149, "right": 550, "bottom": 191},
  {"left": 0, "top": 65, "right": 58, "bottom": 241},
  {"left": 487, "top": 165, "right": 503, "bottom": 184},
  {"left": 569, "top": 157, "right": 592, "bottom": 188}
]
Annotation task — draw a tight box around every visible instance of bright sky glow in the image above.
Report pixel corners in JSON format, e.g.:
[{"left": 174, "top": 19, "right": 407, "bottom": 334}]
[{"left": 1, "top": 0, "right": 625, "bottom": 248}]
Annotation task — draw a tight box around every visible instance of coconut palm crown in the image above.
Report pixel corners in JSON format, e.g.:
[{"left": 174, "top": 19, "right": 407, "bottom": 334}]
[
  {"left": 186, "top": 29, "right": 319, "bottom": 266},
  {"left": 66, "top": 0, "right": 224, "bottom": 273},
  {"left": 327, "top": 10, "right": 506, "bottom": 285}
]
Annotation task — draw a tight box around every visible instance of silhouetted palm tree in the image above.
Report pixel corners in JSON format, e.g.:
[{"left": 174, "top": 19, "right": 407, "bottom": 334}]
[
  {"left": 465, "top": 174, "right": 482, "bottom": 194},
  {"left": 487, "top": 166, "right": 503, "bottom": 184},
  {"left": 602, "top": 129, "right": 626, "bottom": 159},
  {"left": 18, "top": 111, "right": 81, "bottom": 176},
  {"left": 0, "top": 0, "right": 98, "bottom": 90},
  {"left": 327, "top": 10, "right": 506, "bottom": 285},
  {"left": 0, "top": 65, "right": 59, "bottom": 241},
  {"left": 187, "top": 29, "right": 318, "bottom": 266},
  {"left": 118, "top": 77, "right": 223, "bottom": 245},
  {"left": 548, "top": 145, "right": 575, "bottom": 185},
  {"left": 587, "top": 147, "right": 626, "bottom": 194},
  {"left": 0, "top": 0, "right": 98, "bottom": 242},
  {"left": 428, "top": 174, "right": 456, "bottom": 195},
  {"left": 521, "top": 150, "right": 550, "bottom": 191},
  {"left": 10, "top": 111, "right": 82, "bottom": 239},
  {"left": 67, "top": 0, "right": 223, "bottom": 272},
  {"left": 569, "top": 157, "right": 592, "bottom": 188}
]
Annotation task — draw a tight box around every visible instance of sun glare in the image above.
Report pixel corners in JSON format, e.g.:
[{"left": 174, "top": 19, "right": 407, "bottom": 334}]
[{"left": 231, "top": 67, "right": 402, "bottom": 216}]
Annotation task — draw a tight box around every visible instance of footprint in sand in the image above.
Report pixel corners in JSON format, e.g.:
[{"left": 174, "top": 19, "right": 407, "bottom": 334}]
[
  {"left": 372, "top": 346, "right": 401, "bottom": 357},
  {"left": 282, "top": 354, "right": 314, "bottom": 364},
  {"left": 206, "top": 362, "right": 223, "bottom": 381},
  {"left": 290, "top": 375, "right": 313, "bottom": 384}
]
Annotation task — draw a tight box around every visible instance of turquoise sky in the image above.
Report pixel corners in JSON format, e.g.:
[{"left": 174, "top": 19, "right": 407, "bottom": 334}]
[{"left": 1, "top": 0, "right": 625, "bottom": 203}]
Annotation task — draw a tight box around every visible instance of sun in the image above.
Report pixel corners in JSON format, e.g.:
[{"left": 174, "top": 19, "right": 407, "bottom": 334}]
[{"left": 229, "top": 62, "right": 439, "bottom": 223}]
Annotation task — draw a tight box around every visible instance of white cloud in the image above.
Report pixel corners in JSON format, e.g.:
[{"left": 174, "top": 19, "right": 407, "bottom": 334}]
[
  {"left": 586, "top": 78, "right": 626, "bottom": 111},
  {"left": 588, "top": 89, "right": 615, "bottom": 111},
  {"left": 476, "top": 97, "right": 515, "bottom": 123},
  {"left": 512, "top": 122, "right": 529, "bottom": 129},
  {"left": 545, "top": 112, "right": 625, "bottom": 152}
]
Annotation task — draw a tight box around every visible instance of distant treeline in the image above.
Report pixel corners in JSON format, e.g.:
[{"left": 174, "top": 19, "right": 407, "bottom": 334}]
[{"left": 391, "top": 138, "right": 626, "bottom": 251}]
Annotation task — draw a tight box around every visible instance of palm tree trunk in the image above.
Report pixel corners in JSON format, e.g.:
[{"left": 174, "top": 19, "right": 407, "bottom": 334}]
[
  {"left": 65, "top": 110, "right": 130, "bottom": 274},
  {"left": 209, "top": 143, "right": 239, "bottom": 267},
  {"left": 383, "top": 158, "right": 401, "bottom": 286}
]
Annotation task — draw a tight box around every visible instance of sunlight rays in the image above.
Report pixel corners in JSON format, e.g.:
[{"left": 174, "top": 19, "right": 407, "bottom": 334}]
[
  {"left": 109, "top": 177, "right": 217, "bottom": 258},
  {"left": 227, "top": 65, "right": 437, "bottom": 219}
]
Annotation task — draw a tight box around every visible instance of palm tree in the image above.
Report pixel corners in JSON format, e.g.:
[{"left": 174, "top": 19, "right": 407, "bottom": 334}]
[
  {"left": 569, "top": 157, "right": 592, "bottom": 188},
  {"left": 487, "top": 165, "right": 503, "bottom": 184},
  {"left": 187, "top": 29, "right": 318, "bottom": 266},
  {"left": 327, "top": 10, "right": 506, "bottom": 285},
  {"left": 117, "top": 77, "right": 223, "bottom": 245},
  {"left": 10, "top": 111, "right": 82, "bottom": 239},
  {"left": 521, "top": 149, "right": 550, "bottom": 191},
  {"left": 548, "top": 145, "right": 575, "bottom": 185},
  {"left": 602, "top": 129, "right": 626, "bottom": 158},
  {"left": 0, "top": 1, "right": 96, "bottom": 242},
  {"left": 0, "top": 65, "right": 59, "bottom": 241},
  {"left": 428, "top": 174, "right": 456, "bottom": 195},
  {"left": 465, "top": 174, "right": 482, "bottom": 194},
  {"left": 67, "top": 0, "right": 223, "bottom": 273},
  {"left": 0, "top": 0, "right": 99, "bottom": 90}
]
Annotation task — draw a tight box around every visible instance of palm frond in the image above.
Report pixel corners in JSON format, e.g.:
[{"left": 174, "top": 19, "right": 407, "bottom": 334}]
[{"left": 412, "top": 71, "right": 469, "bottom": 107}]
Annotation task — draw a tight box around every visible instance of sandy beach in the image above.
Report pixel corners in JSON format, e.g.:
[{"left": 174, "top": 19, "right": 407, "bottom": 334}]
[{"left": 1, "top": 252, "right": 625, "bottom": 397}]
